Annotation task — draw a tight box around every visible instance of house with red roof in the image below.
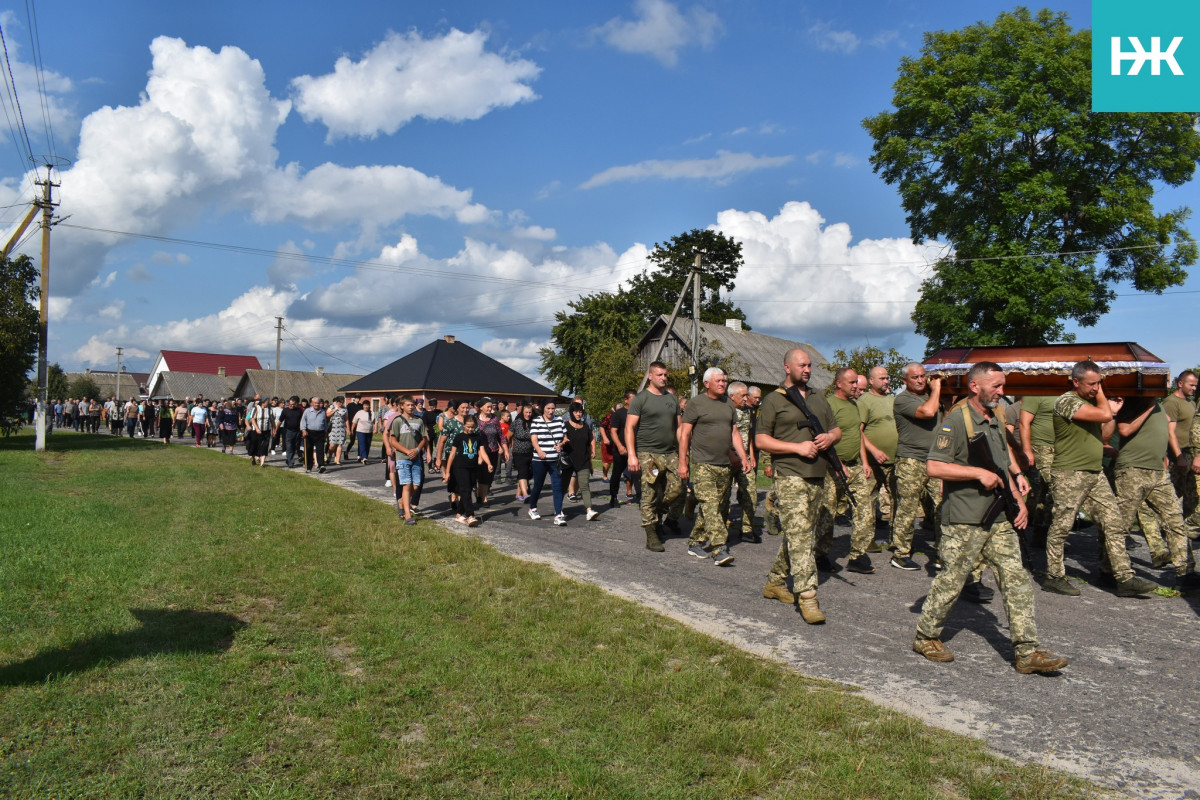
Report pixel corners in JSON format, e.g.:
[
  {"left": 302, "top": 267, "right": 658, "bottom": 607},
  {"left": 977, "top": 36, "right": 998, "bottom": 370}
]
[{"left": 147, "top": 350, "right": 263, "bottom": 398}]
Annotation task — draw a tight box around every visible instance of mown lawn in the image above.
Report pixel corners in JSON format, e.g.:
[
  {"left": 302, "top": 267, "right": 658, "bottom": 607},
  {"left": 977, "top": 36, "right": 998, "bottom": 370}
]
[{"left": 0, "top": 432, "right": 1089, "bottom": 798}]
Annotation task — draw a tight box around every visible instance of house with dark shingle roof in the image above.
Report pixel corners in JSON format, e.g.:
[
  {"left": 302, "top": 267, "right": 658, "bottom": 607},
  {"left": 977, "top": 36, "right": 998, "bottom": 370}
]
[
  {"left": 339, "top": 335, "right": 560, "bottom": 412},
  {"left": 146, "top": 371, "right": 239, "bottom": 401},
  {"left": 233, "top": 368, "right": 364, "bottom": 403}
]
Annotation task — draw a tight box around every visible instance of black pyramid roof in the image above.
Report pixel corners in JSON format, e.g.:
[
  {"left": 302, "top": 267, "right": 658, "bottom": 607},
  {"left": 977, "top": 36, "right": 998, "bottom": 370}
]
[{"left": 338, "top": 337, "right": 559, "bottom": 398}]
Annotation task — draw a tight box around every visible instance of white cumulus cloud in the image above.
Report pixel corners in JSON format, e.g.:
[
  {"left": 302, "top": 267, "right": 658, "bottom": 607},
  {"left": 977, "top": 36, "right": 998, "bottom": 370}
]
[
  {"left": 291, "top": 29, "right": 540, "bottom": 140},
  {"left": 595, "top": 0, "right": 723, "bottom": 67},
  {"left": 581, "top": 150, "right": 793, "bottom": 189},
  {"left": 713, "top": 201, "right": 944, "bottom": 345}
]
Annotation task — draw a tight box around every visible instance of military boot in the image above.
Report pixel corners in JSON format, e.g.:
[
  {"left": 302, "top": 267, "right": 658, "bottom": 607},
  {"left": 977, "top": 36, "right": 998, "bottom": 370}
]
[
  {"left": 644, "top": 524, "right": 665, "bottom": 552},
  {"left": 797, "top": 594, "right": 826, "bottom": 624}
]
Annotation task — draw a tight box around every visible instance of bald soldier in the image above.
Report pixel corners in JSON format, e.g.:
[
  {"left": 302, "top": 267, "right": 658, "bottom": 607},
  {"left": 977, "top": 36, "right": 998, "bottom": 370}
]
[
  {"left": 889, "top": 362, "right": 943, "bottom": 570},
  {"left": 758, "top": 348, "right": 841, "bottom": 624},
  {"left": 815, "top": 367, "right": 876, "bottom": 574},
  {"left": 859, "top": 366, "right": 897, "bottom": 548}
]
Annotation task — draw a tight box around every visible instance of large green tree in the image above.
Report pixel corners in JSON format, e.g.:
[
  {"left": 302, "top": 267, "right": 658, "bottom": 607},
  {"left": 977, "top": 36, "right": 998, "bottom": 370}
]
[
  {"left": 0, "top": 255, "right": 38, "bottom": 434},
  {"left": 864, "top": 7, "right": 1200, "bottom": 353},
  {"left": 540, "top": 228, "right": 748, "bottom": 396}
]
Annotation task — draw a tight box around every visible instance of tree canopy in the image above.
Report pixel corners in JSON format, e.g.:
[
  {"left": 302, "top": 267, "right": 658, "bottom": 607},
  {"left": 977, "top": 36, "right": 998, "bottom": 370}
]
[
  {"left": 0, "top": 254, "right": 39, "bottom": 434},
  {"left": 863, "top": 7, "right": 1200, "bottom": 353},
  {"left": 825, "top": 345, "right": 911, "bottom": 393},
  {"left": 540, "top": 229, "right": 747, "bottom": 396}
]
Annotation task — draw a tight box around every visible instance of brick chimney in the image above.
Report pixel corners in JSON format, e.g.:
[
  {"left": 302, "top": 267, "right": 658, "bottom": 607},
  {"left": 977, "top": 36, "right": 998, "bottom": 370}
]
[
  {"left": 217, "top": 366, "right": 226, "bottom": 377},
  {"left": 444, "top": 335, "right": 456, "bottom": 343},
  {"left": 315, "top": 366, "right": 325, "bottom": 375}
]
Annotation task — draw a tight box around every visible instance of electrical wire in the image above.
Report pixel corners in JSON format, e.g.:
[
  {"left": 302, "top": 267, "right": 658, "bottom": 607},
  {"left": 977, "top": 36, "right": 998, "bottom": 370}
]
[{"left": 24, "top": 0, "right": 58, "bottom": 162}]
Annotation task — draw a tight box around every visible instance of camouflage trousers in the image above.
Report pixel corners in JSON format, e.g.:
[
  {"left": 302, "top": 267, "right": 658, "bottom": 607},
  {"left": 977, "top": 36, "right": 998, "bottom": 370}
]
[
  {"left": 867, "top": 457, "right": 896, "bottom": 524},
  {"left": 891, "top": 457, "right": 941, "bottom": 558},
  {"left": 688, "top": 462, "right": 733, "bottom": 548},
  {"left": 764, "top": 485, "right": 781, "bottom": 536},
  {"left": 1172, "top": 455, "right": 1200, "bottom": 534},
  {"left": 915, "top": 522, "right": 1039, "bottom": 658},
  {"left": 732, "top": 466, "right": 756, "bottom": 535},
  {"left": 1115, "top": 467, "right": 1195, "bottom": 575},
  {"left": 637, "top": 451, "right": 684, "bottom": 529},
  {"left": 1028, "top": 445, "right": 1055, "bottom": 535},
  {"left": 1046, "top": 470, "right": 1133, "bottom": 581},
  {"left": 765, "top": 476, "right": 825, "bottom": 595},
  {"left": 816, "top": 464, "right": 875, "bottom": 559}
]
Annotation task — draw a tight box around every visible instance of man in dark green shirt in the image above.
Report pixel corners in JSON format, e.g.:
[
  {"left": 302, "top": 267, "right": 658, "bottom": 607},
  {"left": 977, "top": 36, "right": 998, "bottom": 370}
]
[
  {"left": 756, "top": 349, "right": 840, "bottom": 624},
  {"left": 1043, "top": 361, "right": 1158, "bottom": 598},
  {"left": 626, "top": 360, "right": 683, "bottom": 552},
  {"left": 1113, "top": 398, "right": 1199, "bottom": 590},
  {"left": 889, "top": 362, "right": 943, "bottom": 569},
  {"left": 815, "top": 367, "right": 876, "bottom": 574},
  {"left": 913, "top": 360, "right": 1068, "bottom": 674}
]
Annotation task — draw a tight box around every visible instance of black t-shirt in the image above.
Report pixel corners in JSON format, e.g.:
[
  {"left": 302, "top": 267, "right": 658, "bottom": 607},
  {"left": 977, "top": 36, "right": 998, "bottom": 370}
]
[
  {"left": 280, "top": 406, "right": 304, "bottom": 431},
  {"left": 608, "top": 408, "right": 628, "bottom": 453},
  {"left": 344, "top": 402, "right": 362, "bottom": 423},
  {"left": 451, "top": 431, "right": 482, "bottom": 468},
  {"left": 422, "top": 409, "right": 440, "bottom": 434}
]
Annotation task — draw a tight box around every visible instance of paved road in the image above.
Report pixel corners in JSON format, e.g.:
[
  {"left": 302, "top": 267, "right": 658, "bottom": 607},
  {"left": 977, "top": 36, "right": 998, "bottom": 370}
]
[{"left": 277, "top": 450, "right": 1199, "bottom": 799}]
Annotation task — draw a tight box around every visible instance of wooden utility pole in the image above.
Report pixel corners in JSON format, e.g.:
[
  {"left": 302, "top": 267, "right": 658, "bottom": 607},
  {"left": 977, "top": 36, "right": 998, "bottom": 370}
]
[
  {"left": 273, "top": 317, "right": 283, "bottom": 398},
  {"left": 639, "top": 252, "right": 704, "bottom": 393},
  {"left": 33, "top": 166, "right": 59, "bottom": 453}
]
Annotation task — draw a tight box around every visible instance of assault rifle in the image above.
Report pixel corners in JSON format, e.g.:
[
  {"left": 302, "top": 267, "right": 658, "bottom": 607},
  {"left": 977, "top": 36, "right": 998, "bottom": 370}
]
[
  {"left": 782, "top": 385, "right": 854, "bottom": 506},
  {"left": 967, "top": 432, "right": 1020, "bottom": 528}
]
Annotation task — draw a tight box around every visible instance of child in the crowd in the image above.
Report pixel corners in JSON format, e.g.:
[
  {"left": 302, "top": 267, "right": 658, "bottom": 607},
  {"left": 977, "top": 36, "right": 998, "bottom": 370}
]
[{"left": 443, "top": 414, "right": 492, "bottom": 527}]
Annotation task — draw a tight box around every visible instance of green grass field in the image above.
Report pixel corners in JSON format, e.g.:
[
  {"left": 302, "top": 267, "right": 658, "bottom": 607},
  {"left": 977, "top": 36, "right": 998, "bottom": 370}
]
[{"left": 0, "top": 432, "right": 1089, "bottom": 798}]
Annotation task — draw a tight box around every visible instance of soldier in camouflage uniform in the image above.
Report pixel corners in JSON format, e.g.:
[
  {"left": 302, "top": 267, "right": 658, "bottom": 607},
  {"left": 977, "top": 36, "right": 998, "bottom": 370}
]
[
  {"left": 728, "top": 382, "right": 760, "bottom": 543},
  {"left": 815, "top": 367, "right": 876, "bottom": 574},
  {"left": 758, "top": 349, "right": 841, "bottom": 624},
  {"left": 1042, "top": 361, "right": 1159, "bottom": 597},
  {"left": 626, "top": 361, "right": 684, "bottom": 552},
  {"left": 1162, "top": 371, "right": 1199, "bottom": 536},
  {"left": 1018, "top": 394, "right": 1058, "bottom": 541},
  {"left": 889, "top": 363, "right": 943, "bottom": 569},
  {"left": 859, "top": 366, "right": 897, "bottom": 542},
  {"left": 679, "top": 368, "right": 751, "bottom": 565},
  {"left": 1112, "top": 397, "right": 1199, "bottom": 590},
  {"left": 913, "top": 361, "right": 1069, "bottom": 674}
]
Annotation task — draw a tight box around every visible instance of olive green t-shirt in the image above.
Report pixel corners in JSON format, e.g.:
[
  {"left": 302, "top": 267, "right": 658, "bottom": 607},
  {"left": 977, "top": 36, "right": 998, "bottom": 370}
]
[
  {"left": 1162, "top": 393, "right": 1196, "bottom": 452},
  {"left": 828, "top": 396, "right": 861, "bottom": 464},
  {"left": 1021, "top": 395, "right": 1057, "bottom": 449},
  {"left": 857, "top": 392, "right": 897, "bottom": 461},
  {"left": 928, "top": 401, "right": 1011, "bottom": 525},
  {"left": 628, "top": 388, "right": 679, "bottom": 452},
  {"left": 1052, "top": 392, "right": 1103, "bottom": 472},
  {"left": 756, "top": 385, "right": 837, "bottom": 479},
  {"left": 681, "top": 393, "right": 736, "bottom": 465},
  {"left": 1115, "top": 401, "right": 1169, "bottom": 471},
  {"left": 894, "top": 390, "right": 941, "bottom": 461}
]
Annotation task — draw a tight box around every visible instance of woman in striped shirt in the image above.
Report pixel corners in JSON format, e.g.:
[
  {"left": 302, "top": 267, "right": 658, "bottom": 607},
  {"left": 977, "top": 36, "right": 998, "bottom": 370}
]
[{"left": 528, "top": 401, "right": 567, "bottom": 526}]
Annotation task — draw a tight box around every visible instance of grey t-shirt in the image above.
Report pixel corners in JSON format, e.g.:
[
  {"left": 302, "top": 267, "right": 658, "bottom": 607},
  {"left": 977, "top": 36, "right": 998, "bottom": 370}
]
[
  {"left": 628, "top": 389, "right": 679, "bottom": 452},
  {"left": 894, "top": 390, "right": 941, "bottom": 461},
  {"left": 681, "top": 393, "right": 736, "bottom": 465}
]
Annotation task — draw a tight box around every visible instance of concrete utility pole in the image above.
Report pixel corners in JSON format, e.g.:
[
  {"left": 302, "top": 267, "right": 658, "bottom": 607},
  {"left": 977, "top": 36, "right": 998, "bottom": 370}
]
[
  {"left": 33, "top": 165, "right": 60, "bottom": 453},
  {"left": 115, "top": 347, "right": 123, "bottom": 403},
  {"left": 691, "top": 253, "right": 702, "bottom": 398},
  {"left": 274, "top": 317, "right": 283, "bottom": 399}
]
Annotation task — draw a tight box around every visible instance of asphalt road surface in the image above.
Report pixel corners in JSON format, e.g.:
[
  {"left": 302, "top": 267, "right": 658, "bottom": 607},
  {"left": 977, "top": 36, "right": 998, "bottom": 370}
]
[{"left": 281, "top": 451, "right": 1200, "bottom": 799}]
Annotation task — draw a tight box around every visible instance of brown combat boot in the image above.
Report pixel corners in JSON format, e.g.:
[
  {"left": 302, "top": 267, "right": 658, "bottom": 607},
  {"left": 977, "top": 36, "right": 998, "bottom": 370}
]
[
  {"left": 762, "top": 582, "right": 795, "bottom": 604},
  {"left": 912, "top": 637, "right": 954, "bottom": 663},
  {"left": 644, "top": 525, "right": 665, "bottom": 552},
  {"left": 797, "top": 594, "right": 825, "bottom": 624},
  {"left": 1015, "top": 649, "right": 1069, "bottom": 674}
]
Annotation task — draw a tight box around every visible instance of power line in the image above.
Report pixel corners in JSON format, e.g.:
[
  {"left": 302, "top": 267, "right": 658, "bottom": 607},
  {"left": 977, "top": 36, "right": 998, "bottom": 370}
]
[{"left": 24, "top": 0, "right": 58, "bottom": 161}]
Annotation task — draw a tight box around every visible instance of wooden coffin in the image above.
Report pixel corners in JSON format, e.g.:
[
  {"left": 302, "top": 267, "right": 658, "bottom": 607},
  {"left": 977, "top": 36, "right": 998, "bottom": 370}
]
[{"left": 922, "top": 342, "right": 1171, "bottom": 397}]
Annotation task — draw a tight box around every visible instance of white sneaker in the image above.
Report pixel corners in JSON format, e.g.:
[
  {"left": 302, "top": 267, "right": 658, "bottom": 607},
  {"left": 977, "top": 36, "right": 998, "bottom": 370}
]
[
  {"left": 528, "top": 507, "right": 541, "bottom": 520},
  {"left": 586, "top": 508, "right": 599, "bottom": 521},
  {"left": 384, "top": 479, "right": 392, "bottom": 488},
  {"left": 553, "top": 514, "right": 567, "bottom": 526}
]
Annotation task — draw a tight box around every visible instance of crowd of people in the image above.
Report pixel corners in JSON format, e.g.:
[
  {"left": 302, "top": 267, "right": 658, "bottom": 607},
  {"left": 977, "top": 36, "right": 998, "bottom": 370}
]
[{"left": 45, "top": 355, "right": 1200, "bottom": 674}]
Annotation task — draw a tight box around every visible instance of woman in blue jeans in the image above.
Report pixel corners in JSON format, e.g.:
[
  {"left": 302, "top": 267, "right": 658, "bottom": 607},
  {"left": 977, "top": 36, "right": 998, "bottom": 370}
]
[{"left": 528, "top": 401, "right": 567, "bottom": 527}]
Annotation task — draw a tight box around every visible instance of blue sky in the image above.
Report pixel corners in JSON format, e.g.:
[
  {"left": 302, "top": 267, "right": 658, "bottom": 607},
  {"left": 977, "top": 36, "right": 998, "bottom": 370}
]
[{"left": 5, "top": 0, "right": 1197, "bottom": 383}]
